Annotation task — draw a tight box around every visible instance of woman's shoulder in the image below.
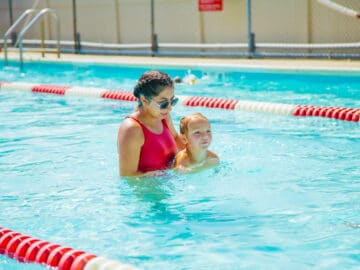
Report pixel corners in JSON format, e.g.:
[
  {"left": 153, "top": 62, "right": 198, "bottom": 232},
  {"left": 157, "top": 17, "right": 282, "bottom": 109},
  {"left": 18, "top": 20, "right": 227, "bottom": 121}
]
[
  {"left": 121, "top": 112, "right": 143, "bottom": 127},
  {"left": 118, "top": 116, "right": 143, "bottom": 139},
  {"left": 123, "top": 115, "right": 139, "bottom": 125}
]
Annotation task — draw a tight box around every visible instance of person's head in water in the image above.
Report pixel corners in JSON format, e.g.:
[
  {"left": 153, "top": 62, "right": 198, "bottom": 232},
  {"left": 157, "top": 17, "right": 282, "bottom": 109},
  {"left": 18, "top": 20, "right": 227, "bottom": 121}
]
[
  {"left": 172, "top": 76, "right": 182, "bottom": 83},
  {"left": 174, "top": 112, "right": 219, "bottom": 172},
  {"left": 133, "top": 70, "right": 174, "bottom": 107},
  {"left": 179, "top": 113, "right": 212, "bottom": 151}
]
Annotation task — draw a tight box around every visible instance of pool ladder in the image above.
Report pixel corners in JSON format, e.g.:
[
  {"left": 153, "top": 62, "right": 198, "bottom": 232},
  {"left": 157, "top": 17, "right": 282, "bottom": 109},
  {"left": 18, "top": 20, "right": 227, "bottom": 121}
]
[{"left": 3, "top": 8, "right": 60, "bottom": 70}]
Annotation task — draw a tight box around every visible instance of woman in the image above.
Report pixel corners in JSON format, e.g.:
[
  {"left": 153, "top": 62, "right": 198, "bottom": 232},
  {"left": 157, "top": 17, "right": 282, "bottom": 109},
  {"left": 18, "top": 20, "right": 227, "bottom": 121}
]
[{"left": 117, "top": 70, "right": 184, "bottom": 176}]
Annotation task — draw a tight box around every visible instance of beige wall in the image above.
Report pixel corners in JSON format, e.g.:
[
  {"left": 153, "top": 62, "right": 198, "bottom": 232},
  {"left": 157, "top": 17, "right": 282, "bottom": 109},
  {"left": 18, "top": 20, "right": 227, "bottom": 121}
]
[
  {"left": 311, "top": 0, "right": 360, "bottom": 43},
  {"left": 201, "top": 0, "right": 247, "bottom": 43},
  {"left": 1, "top": 0, "right": 359, "bottom": 51},
  {"left": 154, "top": 0, "right": 200, "bottom": 43},
  {"left": 253, "top": 0, "right": 309, "bottom": 43}
]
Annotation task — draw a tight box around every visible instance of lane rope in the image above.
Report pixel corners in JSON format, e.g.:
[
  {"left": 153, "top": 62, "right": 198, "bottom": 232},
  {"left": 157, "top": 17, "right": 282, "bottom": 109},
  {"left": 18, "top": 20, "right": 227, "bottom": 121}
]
[
  {"left": 0, "top": 227, "right": 139, "bottom": 270},
  {"left": 0, "top": 81, "right": 359, "bottom": 122}
]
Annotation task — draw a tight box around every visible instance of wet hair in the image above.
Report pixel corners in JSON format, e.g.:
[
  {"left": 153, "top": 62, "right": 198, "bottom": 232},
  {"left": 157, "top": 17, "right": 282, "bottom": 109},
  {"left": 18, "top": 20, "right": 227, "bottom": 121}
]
[
  {"left": 133, "top": 70, "right": 174, "bottom": 106},
  {"left": 180, "top": 113, "right": 209, "bottom": 135}
]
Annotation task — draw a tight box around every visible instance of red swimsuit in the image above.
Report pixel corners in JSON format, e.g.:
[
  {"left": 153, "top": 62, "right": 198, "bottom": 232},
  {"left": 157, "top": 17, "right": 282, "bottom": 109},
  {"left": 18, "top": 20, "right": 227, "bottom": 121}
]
[{"left": 127, "top": 116, "right": 177, "bottom": 172}]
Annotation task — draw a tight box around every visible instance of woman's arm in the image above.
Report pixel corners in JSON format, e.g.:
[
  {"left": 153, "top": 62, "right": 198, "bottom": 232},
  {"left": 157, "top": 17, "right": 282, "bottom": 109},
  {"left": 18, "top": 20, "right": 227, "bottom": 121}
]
[{"left": 117, "top": 119, "right": 144, "bottom": 176}]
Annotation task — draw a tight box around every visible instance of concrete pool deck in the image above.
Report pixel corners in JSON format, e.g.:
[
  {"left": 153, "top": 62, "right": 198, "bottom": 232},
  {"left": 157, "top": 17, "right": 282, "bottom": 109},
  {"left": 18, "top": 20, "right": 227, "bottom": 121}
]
[{"left": 2, "top": 51, "right": 360, "bottom": 72}]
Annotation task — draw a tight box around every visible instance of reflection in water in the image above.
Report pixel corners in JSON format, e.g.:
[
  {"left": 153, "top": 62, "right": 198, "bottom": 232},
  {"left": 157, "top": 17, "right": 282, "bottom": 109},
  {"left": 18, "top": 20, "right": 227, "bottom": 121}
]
[
  {"left": 124, "top": 171, "right": 175, "bottom": 203},
  {"left": 116, "top": 164, "right": 231, "bottom": 226},
  {"left": 117, "top": 171, "right": 186, "bottom": 224},
  {"left": 344, "top": 222, "right": 360, "bottom": 229}
]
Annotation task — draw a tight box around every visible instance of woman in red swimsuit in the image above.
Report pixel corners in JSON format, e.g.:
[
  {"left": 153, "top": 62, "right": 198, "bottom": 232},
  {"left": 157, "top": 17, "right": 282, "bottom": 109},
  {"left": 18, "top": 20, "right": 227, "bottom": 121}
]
[{"left": 117, "top": 70, "right": 184, "bottom": 176}]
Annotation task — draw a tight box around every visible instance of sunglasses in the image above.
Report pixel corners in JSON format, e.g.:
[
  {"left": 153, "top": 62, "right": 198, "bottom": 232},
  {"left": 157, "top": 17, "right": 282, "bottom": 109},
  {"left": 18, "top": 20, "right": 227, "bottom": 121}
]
[{"left": 150, "top": 97, "right": 179, "bottom": 109}]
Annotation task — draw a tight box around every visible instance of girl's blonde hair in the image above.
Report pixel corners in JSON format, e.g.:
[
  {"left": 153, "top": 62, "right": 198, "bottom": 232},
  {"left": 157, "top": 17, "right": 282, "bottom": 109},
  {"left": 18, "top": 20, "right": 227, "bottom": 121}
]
[{"left": 179, "top": 113, "right": 209, "bottom": 135}]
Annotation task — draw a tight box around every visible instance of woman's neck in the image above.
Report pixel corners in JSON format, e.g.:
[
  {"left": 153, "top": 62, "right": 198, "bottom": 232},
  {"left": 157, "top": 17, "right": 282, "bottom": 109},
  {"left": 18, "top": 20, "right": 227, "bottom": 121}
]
[{"left": 134, "top": 107, "right": 163, "bottom": 131}]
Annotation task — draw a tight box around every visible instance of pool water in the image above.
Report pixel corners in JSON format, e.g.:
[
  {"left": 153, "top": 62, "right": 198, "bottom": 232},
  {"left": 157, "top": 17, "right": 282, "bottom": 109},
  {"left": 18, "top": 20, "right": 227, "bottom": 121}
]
[{"left": 0, "top": 61, "right": 359, "bottom": 270}]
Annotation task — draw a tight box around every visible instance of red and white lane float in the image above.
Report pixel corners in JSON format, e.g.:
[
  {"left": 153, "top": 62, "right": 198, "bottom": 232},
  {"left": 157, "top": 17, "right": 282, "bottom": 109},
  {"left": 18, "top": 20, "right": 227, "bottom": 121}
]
[
  {"left": 0, "top": 81, "right": 359, "bottom": 122},
  {"left": 0, "top": 227, "right": 138, "bottom": 270}
]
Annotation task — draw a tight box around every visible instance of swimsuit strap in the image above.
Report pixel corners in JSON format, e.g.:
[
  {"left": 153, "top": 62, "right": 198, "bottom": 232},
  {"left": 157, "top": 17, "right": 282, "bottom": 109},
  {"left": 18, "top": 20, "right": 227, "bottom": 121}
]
[
  {"left": 125, "top": 115, "right": 166, "bottom": 133},
  {"left": 125, "top": 115, "right": 145, "bottom": 128}
]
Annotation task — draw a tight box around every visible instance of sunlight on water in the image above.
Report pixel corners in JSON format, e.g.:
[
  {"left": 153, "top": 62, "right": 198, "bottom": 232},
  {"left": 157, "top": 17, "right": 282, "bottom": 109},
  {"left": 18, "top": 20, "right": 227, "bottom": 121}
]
[{"left": 0, "top": 62, "right": 359, "bottom": 269}]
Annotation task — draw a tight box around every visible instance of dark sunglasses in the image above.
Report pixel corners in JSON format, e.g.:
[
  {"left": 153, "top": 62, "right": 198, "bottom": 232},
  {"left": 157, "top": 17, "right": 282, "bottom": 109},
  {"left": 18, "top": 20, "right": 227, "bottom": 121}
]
[{"left": 150, "top": 97, "right": 179, "bottom": 109}]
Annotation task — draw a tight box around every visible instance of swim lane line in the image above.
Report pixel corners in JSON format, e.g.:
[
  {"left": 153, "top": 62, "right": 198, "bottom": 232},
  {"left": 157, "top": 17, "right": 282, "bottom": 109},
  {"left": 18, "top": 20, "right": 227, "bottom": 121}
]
[
  {"left": 0, "top": 227, "right": 138, "bottom": 270},
  {"left": 0, "top": 81, "right": 359, "bottom": 122}
]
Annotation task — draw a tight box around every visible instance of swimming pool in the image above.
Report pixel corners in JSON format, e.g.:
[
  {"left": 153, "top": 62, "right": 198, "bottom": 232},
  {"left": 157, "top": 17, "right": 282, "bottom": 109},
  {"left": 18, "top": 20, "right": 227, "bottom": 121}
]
[{"left": 0, "top": 60, "right": 359, "bottom": 270}]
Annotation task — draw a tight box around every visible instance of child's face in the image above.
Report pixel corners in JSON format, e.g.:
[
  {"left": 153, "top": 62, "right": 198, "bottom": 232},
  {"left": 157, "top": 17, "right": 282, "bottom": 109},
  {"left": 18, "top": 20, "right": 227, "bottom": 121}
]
[{"left": 185, "top": 117, "right": 212, "bottom": 150}]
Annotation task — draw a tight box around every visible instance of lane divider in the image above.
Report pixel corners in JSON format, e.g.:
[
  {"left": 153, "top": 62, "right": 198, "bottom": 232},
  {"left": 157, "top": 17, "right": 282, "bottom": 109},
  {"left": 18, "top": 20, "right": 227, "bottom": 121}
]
[
  {"left": 293, "top": 105, "right": 360, "bottom": 122},
  {"left": 0, "top": 81, "right": 359, "bottom": 122},
  {"left": 0, "top": 227, "right": 138, "bottom": 270},
  {"left": 32, "top": 84, "right": 70, "bottom": 95}
]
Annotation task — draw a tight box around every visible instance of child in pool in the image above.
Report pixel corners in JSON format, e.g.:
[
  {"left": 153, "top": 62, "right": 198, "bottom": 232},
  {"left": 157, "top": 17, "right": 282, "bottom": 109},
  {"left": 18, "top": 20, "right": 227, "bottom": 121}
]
[{"left": 174, "top": 113, "right": 219, "bottom": 172}]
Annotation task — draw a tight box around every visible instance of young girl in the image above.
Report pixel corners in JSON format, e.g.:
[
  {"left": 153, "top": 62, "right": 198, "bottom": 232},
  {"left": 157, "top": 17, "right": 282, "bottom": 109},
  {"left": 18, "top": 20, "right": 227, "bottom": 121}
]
[{"left": 174, "top": 113, "right": 219, "bottom": 173}]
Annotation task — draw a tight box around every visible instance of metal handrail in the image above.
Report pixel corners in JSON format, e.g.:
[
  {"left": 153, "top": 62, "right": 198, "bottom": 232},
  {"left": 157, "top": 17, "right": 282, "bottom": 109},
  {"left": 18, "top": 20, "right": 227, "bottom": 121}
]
[
  {"left": 3, "top": 9, "right": 37, "bottom": 66},
  {"left": 18, "top": 8, "right": 60, "bottom": 70}
]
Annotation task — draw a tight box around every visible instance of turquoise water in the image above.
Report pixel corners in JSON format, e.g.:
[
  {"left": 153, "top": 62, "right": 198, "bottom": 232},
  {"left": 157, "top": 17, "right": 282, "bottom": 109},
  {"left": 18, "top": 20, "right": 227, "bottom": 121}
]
[{"left": 0, "top": 61, "right": 360, "bottom": 270}]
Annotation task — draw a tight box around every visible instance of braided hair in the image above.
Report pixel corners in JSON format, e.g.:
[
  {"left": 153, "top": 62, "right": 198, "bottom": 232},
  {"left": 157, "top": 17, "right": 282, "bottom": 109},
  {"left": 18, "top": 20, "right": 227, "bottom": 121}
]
[{"left": 133, "top": 70, "right": 174, "bottom": 106}]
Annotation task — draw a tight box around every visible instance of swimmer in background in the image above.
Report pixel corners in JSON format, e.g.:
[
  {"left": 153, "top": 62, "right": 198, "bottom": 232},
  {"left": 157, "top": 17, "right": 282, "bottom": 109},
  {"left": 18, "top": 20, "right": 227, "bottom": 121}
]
[
  {"left": 174, "top": 113, "right": 219, "bottom": 173},
  {"left": 172, "top": 76, "right": 183, "bottom": 84},
  {"left": 173, "top": 72, "right": 197, "bottom": 85}
]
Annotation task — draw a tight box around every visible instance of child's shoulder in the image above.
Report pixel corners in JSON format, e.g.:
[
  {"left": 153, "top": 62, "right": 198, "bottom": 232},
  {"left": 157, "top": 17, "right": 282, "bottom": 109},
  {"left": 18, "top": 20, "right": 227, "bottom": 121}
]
[
  {"left": 207, "top": 149, "right": 219, "bottom": 159},
  {"left": 206, "top": 150, "right": 220, "bottom": 166}
]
